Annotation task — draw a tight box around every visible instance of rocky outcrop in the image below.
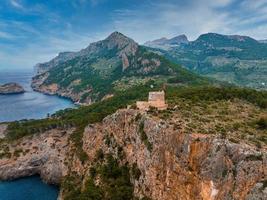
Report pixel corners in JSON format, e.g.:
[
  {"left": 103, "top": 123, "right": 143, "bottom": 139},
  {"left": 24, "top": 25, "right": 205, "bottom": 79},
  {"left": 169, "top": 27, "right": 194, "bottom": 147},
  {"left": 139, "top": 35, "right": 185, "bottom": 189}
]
[
  {"left": 34, "top": 52, "right": 77, "bottom": 75},
  {"left": 0, "top": 124, "right": 7, "bottom": 139},
  {"left": 0, "top": 83, "right": 25, "bottom": 94},
  {"left": 81, "top": 109, "right": 267, "bottom": 200},
  {"left": 0, "top": 128, "right": 73, "bottom": 184},
  {"left": 1, "top": 109, "right": 266, "bottom": 200}
]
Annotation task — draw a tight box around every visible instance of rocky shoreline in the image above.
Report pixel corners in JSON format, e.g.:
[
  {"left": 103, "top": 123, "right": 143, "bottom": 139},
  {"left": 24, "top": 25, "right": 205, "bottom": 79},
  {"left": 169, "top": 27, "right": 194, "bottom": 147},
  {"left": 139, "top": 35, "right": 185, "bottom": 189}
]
[
  {"left": 0, "top": 128, "right": 73, "bottom": 185},
  {"left": 31, "top": 73, "right": 92, "bottom": 105},
  {"left": 0, "top": 83, "right": 25, "bottom": 94}
]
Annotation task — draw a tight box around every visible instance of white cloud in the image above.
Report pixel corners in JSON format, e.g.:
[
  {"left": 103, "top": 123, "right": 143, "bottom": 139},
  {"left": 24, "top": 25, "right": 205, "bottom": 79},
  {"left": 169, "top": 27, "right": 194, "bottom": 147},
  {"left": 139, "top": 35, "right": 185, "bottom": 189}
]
[
  {"left": 110, "top": 0, "right": 267, "bottom": 43},
  {"left": 0, "top": 29, "right": 108, "bottom": 69},
  {"left": 111, "top": 1, "right": 234, "bottom": 42},
  {"left": 0, "top": 31, "right": 14, "bottom": 39},
  {"left": 10, "top": 0, "right": 24, "bottom": 9}
]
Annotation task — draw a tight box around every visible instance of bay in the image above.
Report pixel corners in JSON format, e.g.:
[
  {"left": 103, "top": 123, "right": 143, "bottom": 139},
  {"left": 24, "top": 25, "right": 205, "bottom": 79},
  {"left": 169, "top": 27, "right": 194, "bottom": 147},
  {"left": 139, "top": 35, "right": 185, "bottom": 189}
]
[
  {"left": 0, "top": 176, "right": 58, "bottom": 200},
  {"left": 0, "top": 69, "right": 74, "bottom": 122}
]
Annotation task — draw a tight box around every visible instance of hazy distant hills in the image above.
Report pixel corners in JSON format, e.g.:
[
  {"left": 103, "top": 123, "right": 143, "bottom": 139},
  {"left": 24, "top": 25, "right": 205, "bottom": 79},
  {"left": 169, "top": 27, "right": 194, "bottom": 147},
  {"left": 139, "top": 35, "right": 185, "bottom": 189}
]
[
  {"left": 258, "top": 39, "right": 267, "bottom": 44},
  {"left": 144, "top": 34, "right": 189, "bottom": 50},
  {"left": 32, "top": 32, "right": 206, "bottom": 104},
  {"left": 145, "top": 33, "right": 267, "bottom": 90}
]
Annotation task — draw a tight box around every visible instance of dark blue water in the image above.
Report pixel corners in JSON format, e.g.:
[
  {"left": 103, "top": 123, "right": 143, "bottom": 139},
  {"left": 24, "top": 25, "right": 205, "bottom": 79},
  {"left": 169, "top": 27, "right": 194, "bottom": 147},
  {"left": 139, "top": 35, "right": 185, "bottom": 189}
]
[
  {"left": 0, "top": 69, "right": 75, "bottom": 199},
  {"left": 0, "top": 69, "right": 74, "bottom": 122},
  {"left": 0, "top": 176, "right": 58, "bottom": 200}
]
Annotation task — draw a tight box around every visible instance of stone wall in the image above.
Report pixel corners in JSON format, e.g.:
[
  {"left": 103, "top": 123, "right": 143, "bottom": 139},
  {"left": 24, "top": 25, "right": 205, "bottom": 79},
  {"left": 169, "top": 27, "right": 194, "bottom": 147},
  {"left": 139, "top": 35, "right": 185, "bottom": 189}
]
[{"left": 137, "top": 91, "right": 168, "bottom": 111}]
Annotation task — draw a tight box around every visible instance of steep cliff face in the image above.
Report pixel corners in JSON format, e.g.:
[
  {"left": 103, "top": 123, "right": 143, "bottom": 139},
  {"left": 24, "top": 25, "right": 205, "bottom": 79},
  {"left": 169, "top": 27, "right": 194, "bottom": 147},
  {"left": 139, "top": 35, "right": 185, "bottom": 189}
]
[
  {"left": 0, "top": 109, "right": 266, "bottom": 200},
  {"left": 0, "top": 128, "right": 73, "bottom": 184},
  {"left": 81, "top": 109, "right": 267, "bottom": 200}
]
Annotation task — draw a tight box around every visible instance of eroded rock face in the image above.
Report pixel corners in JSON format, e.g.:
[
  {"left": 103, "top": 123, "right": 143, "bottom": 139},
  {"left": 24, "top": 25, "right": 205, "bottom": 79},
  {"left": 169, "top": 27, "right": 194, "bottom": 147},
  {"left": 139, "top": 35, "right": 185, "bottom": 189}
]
[
  {"left": 0, "top": 83, "right": 25, "bottom": 94},
  {"left": 0, "top": 129, "right": 73, "bottom": 184},
  {"left": 82, "top": 109, "right": 267, "bottom": 200},
  {"left": 0, "top": 124, "right": 7, "bottom": 139}
]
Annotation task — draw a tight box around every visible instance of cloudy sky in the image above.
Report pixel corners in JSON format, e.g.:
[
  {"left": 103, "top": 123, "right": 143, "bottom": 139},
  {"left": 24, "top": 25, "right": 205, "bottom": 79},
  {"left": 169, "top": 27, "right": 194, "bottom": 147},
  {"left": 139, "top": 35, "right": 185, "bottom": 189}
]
[{"left": 1, "top": 0, "right": 267, "bottom": 70}]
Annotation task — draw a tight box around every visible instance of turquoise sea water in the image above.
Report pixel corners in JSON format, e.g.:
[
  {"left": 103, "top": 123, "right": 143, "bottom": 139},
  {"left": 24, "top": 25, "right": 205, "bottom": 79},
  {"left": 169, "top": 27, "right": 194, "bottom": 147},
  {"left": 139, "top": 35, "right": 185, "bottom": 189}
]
[
  {"left": 0, "top": 69, "right": 75, "bottom": 199},
  {"left": 0, "top": 176, "right": 58, "bottom": 200}
]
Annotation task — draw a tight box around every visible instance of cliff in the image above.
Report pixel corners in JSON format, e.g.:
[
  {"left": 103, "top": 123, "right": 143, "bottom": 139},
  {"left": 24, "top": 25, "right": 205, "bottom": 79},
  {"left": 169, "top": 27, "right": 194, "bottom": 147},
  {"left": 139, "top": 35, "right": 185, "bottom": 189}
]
[
  {"left": 0, "top": 128, "right": 73, "bottom": 184},
  {"left": 1, "top": 107, "right": 266, "bottom": 200},
  {"left": 0, "top": 83, "right": 25, "bottom": 94},
  {"left": 81, "top": 109, "right": 267, "bottom": 200}
]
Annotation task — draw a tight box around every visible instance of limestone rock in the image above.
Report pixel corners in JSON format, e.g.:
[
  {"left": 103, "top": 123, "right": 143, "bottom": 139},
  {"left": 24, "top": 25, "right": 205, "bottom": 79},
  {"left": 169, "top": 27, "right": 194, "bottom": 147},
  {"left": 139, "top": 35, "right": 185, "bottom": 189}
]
[{"left": 0, "top": 83, "right": 25, "bottom": 94}]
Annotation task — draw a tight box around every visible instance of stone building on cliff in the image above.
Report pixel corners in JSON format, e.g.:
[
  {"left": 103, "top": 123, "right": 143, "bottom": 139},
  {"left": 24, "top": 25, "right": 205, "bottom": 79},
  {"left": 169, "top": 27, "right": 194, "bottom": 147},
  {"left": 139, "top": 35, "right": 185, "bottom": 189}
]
[{"left": 136, "top": 91, "right": 168, "bottom": 111}]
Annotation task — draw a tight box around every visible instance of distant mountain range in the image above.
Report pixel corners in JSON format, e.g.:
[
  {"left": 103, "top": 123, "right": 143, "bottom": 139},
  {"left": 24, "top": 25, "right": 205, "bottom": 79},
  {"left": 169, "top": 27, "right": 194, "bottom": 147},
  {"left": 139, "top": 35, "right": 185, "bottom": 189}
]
[
  {"left": 32, "top": 32, "right": 206, "bottom": 104},
  {"left": 258, "top": 39, "right": 267, "bottom": 44},
  {"left": 144, "top": 35, "right": 189, "bottom": 50},
  {"left": 145, "top": 33, "right": 267, "bottom": 90}
]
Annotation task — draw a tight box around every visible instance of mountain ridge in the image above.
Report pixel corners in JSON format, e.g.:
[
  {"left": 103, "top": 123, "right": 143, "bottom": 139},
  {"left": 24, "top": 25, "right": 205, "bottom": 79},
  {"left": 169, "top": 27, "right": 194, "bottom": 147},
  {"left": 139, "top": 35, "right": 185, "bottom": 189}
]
[
  {"left": 32, "top": 31, "right": 207, "bottom": 104},
  {"left": 144, "top": 32, "right": 267, "bottom": 90}
]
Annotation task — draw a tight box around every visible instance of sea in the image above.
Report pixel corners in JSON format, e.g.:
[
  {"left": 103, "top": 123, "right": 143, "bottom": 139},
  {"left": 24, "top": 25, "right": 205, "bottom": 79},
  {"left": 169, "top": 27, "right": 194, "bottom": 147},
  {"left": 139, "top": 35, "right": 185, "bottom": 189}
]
[
  {"left": 0, "top": 69, "right": 75, "bottom": 200},
  {"left": 0, "top": 69, "right": 74, "bottom": 122}
]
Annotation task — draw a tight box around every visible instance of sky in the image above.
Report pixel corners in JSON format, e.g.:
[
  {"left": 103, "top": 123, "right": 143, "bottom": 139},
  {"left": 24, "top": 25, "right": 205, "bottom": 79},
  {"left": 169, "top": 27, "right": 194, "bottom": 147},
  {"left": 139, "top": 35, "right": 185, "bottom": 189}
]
[{"left": 1, "top": 0, "right": 267, "bottom": 70}]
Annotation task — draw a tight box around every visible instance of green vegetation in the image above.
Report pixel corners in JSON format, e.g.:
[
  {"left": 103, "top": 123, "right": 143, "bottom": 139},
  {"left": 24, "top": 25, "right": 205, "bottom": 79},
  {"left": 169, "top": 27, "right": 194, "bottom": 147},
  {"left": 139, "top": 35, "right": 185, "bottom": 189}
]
[
  {"left": 255, "top": 117, "right": 267, "bottom": 130},
  {"left": 0, "top": 142, "right": 11, "bottom": 159},
  {"left": 39, "top": 39, "right": 209, "bottom": 103},
  {"left": 131, "top": 163, "right": 141, "bottom": 180},
  {"left": 261, "top": 180, "right": 267, "bottom": 190},
  {"left": 166, "top": 86, "right": 267, "bottom": 108},
  {"left": 13, "top": 148, "right": 23, "bottom": 157},
  {"left": 138, "top": 121, "right": 153, "bottom": 152},
  {"left": 157, "top": 33, "right": 267, "bottom": 90},
  {"left": 63, "top": 153, "right": 134, "bottom": 200}
]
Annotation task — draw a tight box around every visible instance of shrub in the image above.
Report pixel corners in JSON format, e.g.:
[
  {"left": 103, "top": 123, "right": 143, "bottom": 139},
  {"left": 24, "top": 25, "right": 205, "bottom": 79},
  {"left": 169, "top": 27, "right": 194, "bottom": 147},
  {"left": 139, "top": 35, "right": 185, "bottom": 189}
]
[
  {"left": 139, "top": 121, "right": 153, "bottom": 152},
  {"left": 131, "top": 163, "right": 141, "bottom": 180},
  {"left": 256, "top": 117, "right": 267, "bottom": 130}
]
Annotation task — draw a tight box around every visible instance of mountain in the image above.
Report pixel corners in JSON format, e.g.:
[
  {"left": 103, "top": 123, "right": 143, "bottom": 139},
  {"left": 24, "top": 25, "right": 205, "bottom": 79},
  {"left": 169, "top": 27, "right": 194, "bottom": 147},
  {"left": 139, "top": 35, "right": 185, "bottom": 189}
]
[
  {"left": 34, "top": 52, "right": 77, "bottom": 74},
  {"left": 32, "top": 32, "right": 206, "bottom": 104},
  {"left": 259, "top": 39, "right": 267, "bottom": 44},
  {"left": 145, "top": 33, "right": 267, "bottom": 90},
  {"left": 144, "top": 34, "right": 189, "bottom": 50}
]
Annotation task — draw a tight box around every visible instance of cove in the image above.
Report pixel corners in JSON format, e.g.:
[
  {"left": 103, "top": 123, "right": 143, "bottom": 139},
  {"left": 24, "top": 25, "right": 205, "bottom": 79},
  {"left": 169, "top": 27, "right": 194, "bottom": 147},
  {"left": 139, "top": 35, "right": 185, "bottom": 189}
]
[{"left": 0, "top": 176, "right": 58, "bottom": 200}]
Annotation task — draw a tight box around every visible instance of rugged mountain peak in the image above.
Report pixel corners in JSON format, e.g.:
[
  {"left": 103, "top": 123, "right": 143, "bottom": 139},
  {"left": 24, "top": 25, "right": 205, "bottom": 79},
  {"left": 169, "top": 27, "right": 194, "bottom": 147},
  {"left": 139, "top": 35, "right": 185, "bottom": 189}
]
[
  {"left": 152, "top": 37, "right": 168, "bottom": 43},
  {"left": 144, "top": 34, "right": 188, "bottom": 49},
  {"left": 106, "top": 31, "right": 132, "bottom": 42},
  {"left": 169, "top": 34, "right": 189, "bottom": 44},
  {"left": 80, "top": 31, "right": 138, "bottom": 58},
  {"left": 104, "top": 31, "right": 138, "bottom": 54}
]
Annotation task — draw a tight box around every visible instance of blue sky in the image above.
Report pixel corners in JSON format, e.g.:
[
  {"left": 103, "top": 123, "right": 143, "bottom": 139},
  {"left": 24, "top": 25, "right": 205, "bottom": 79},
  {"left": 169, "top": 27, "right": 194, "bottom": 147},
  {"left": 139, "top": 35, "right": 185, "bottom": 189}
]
[{"left": 1, "top": 0, "right": 267, "bottom": 70}]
